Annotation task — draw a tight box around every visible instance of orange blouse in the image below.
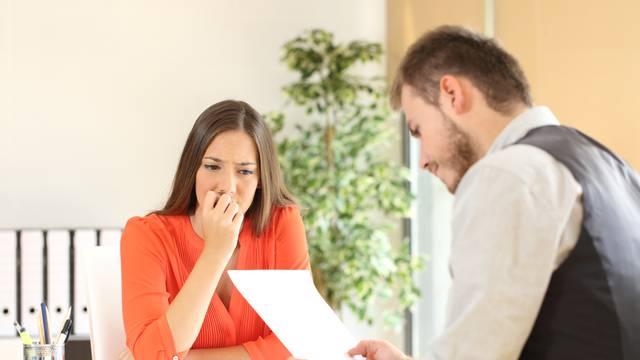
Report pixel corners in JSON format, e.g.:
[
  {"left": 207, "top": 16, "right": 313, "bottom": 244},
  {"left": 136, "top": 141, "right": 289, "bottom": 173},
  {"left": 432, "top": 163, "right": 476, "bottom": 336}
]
[{"left": 120, "top": 206, "right": 310, "bottom": 360}]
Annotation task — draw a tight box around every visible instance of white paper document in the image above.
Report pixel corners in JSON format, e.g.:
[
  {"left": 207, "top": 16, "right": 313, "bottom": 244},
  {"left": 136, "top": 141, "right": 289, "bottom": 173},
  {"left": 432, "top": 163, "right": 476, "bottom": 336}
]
[{"left": 229, "top": 270, "right": 358, "bottom": 360}]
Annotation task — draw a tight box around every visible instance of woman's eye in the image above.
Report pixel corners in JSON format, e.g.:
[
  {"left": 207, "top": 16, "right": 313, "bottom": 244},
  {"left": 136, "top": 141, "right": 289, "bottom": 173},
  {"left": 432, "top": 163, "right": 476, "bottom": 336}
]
[
  {"left": 204, "top": 164, "right": 220, "bottom": 171},
  {"left": 239, "top": 169, "right": 255, "bottom": 175}
]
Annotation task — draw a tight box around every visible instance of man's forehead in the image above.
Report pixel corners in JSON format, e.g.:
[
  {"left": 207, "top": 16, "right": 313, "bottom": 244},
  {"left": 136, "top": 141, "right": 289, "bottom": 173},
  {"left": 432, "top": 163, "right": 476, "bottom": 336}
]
[{"left": 400, "top": 86, "right": 423, "bottom": 112}]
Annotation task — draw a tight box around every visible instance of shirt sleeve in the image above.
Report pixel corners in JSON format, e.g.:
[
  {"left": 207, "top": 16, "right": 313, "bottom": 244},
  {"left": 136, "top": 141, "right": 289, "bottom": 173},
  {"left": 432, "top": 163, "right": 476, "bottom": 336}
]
[
  {"left": 430, "top": 156, "right": 582, "bottom": 360},
  {"left": 120, "top": 216, "right": 187, "bottom": 360},
  {"left": 242, "top": 206, "right": 311, "bottom": 359}
]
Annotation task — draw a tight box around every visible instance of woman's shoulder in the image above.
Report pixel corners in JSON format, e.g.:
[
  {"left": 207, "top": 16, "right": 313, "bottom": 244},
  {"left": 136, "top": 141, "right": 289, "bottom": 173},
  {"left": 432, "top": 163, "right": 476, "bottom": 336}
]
[
  {"left": 265, "top": 204, "right": 305, "bottom": 240},
  {"left": 124, "top": 213, "right": 180, "bottom": 234},
  {"left": 269, "top": 204, "right": 302, "bottom": 224},
  {"left": 122, "top": 213, "right": 186, "bottom": 251}
]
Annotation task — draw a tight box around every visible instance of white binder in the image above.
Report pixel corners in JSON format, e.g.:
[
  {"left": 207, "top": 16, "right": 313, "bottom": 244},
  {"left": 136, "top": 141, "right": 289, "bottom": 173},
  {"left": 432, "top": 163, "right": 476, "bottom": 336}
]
[
  {"left": 99, "top": 229, "right": 122, "bottom": 248},
  {"left": 20, "top": 230, "right": 44, "bottom": 338},
  {"left": 0, "top": 231, "right": 17, "bottom": 336},
  {"left": 46, "top": 230, "right": 71, "bottom": 334},
  {"left": 73, "top": 230, "right": 97, "bottom": 336}
]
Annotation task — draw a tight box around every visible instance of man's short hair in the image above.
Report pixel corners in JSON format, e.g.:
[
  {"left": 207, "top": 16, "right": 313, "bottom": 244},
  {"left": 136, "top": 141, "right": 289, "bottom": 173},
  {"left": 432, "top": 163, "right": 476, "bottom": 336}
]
[{"left": 391, "top": 25, "right": 532, "bottom": 114}]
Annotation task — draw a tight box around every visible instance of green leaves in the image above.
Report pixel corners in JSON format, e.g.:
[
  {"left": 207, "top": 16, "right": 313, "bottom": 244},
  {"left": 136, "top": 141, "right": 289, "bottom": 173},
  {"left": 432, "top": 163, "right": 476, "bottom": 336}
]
[
  {"left": 282, "top": 29, "right": 384, "bottom": 111},
  {"left": 267, "top": 29, "right": 424, "bottom": 328}
]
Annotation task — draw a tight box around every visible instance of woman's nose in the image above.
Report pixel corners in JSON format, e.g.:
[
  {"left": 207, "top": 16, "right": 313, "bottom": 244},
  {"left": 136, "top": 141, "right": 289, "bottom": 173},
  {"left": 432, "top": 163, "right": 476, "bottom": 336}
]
[{"left": 216, "top": 172, "right": 237, "bottom": 195}]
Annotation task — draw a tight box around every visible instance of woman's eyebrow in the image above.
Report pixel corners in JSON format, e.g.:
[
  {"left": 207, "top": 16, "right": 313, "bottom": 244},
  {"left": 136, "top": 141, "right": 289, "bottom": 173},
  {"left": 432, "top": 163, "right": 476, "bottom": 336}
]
[{"left": 204, "top": 156, "right": 257, "bottom": 166}]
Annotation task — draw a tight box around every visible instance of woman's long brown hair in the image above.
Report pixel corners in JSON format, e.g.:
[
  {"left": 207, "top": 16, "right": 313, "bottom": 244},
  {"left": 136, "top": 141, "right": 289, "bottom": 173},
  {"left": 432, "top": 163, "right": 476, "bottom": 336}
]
[{"left": 153, "top": 100, "right": 296, "bottom": 236}]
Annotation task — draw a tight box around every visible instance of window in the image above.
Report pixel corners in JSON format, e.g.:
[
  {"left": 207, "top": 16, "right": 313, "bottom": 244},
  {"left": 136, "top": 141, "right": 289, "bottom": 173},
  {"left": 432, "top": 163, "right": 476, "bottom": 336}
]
[{"left": 405, "top": 129, "right": 453, "bottom": 357}]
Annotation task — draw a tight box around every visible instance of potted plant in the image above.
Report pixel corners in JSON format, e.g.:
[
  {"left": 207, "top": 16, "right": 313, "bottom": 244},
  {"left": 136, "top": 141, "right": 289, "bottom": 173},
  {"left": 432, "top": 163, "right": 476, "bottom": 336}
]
[{"left": 267, "top": 29, "right": 424, "bottom": 327}]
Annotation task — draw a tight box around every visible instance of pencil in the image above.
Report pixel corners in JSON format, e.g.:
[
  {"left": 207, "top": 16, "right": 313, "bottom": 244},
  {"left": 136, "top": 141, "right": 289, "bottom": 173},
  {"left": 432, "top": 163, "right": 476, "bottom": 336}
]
[{"left": 37, "top": 309, "right": 45, "bottom": 344}]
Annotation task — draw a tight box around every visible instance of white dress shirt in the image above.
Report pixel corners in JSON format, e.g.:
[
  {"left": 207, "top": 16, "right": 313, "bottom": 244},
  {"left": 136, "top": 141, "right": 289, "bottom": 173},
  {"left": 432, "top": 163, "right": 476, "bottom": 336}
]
[{"left": 428, "top": 106, "right": 584, "bottom": 360}]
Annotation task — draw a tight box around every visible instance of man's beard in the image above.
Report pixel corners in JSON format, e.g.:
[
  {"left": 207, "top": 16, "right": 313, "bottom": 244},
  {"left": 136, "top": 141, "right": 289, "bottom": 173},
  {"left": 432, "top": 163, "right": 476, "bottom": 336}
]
[{"left": 440, "top": 110, "right": 478, "bottom": 194}]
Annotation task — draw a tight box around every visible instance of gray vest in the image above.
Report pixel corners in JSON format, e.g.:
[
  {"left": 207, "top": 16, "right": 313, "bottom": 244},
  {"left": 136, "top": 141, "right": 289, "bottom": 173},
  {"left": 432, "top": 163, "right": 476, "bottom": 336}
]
[{"left": 515, "top": 125, "right": 640, "bottom": 360}]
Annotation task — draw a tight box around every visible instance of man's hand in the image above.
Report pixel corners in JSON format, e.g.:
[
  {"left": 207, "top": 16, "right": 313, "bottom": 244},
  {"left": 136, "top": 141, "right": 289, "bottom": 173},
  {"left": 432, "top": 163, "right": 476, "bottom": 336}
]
[{"left": 347, "top": 340, "right": 411, "bottom": 360}]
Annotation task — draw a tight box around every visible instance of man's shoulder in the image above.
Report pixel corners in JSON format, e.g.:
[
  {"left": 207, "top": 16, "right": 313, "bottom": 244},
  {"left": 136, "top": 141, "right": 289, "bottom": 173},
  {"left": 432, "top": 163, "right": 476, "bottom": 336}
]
[
  {"left": 456, "top": 144, "right": 581, "bottom": 215},
  {"left": 471, "top": 144, "right": 566, "bottom": 187}
]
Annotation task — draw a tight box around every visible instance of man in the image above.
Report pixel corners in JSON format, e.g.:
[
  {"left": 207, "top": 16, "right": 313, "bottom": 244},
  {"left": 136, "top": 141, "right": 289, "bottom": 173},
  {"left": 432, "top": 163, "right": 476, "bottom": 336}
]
[{"left": 349, "top": 25, "right": 640, "bottom": 360}]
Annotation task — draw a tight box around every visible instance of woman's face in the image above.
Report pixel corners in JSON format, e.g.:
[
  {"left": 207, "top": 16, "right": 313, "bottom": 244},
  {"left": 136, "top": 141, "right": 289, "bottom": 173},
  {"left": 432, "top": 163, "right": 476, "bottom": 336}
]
[{"left": 194, "top": 130, "right": 260, "bottom": 217}]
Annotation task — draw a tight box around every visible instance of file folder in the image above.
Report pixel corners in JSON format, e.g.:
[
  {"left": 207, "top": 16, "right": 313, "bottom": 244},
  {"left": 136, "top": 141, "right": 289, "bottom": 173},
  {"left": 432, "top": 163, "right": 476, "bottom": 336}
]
[
  {"left": 99, "top": 229, "right": 122, "bottom": 248},
  {"left": 0, "top": 231, "right": 17, "bottom": 336},
  {"left": 20, "top": 230, "right": 44, "bottom": 338},
  {"left": 73, "top": 230, "right": 97, "bottom": 335},
  {"left": 46, "top": 230, "right": 71, "bottom": 334}
]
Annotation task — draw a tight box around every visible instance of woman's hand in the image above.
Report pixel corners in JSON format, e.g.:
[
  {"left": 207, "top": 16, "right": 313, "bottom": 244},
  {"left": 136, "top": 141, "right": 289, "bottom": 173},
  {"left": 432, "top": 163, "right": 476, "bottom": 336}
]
[
  {"left": 201, "top": 191, "right": 244, "bottom": 259},
  {"left": 164, "top": 191, "right": 245, "bottom": 353}
]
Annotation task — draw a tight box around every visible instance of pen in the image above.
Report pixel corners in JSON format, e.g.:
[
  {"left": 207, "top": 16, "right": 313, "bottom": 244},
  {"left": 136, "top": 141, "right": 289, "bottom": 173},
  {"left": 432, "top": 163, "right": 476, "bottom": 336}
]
[
  {"left": 54, "top": 318, "right": 71, "bottom": 345},
  {"left": 41, "top": 303, "right": 51, "bottom": 344},
  {"left": 54, "top": 306, "right": 72, "bottom": 344},
  {"left": 13, "top": 320, "right": 33, "bottom": 345},
  {"left": 56, "top": 319, "right": 72, "bottom": 345}
]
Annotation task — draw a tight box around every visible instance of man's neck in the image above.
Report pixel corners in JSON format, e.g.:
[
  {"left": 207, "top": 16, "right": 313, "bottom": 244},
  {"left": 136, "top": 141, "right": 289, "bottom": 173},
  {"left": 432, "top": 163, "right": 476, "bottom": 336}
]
[{"left": 473, "top": 103, "right": 530, "bottom": 158}]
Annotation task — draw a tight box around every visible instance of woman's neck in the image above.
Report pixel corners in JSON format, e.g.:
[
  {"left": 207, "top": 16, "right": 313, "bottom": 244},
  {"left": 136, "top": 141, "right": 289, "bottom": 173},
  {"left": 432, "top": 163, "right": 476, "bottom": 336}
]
[{"left": 189, "top": 209, "right": 204, "bottom": 238}]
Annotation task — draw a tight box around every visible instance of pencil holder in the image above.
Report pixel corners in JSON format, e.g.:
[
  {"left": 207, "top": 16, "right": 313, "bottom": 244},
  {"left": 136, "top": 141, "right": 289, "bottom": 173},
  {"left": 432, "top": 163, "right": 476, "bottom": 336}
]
[{"left": 23, "top": 343, "right": 65, "bottom": 360}]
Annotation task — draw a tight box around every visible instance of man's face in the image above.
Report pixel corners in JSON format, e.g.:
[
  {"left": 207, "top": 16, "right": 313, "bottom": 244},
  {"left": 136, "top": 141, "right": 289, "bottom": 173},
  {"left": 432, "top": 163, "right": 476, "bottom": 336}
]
[{"left": 401, "top": 84, "right": 477, "bottom": 193}]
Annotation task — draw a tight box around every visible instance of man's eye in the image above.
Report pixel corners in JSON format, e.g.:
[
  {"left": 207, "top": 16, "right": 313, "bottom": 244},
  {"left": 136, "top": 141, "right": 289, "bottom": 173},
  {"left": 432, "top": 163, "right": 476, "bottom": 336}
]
[{"left": 204, "top": 164, "right": 220, "bottom": 171}]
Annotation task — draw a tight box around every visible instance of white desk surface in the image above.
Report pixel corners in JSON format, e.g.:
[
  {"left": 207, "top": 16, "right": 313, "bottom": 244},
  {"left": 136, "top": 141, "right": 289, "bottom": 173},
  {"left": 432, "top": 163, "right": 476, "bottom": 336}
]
[{"left": 0, "top": 337, "right": 22, "bottom": 359}]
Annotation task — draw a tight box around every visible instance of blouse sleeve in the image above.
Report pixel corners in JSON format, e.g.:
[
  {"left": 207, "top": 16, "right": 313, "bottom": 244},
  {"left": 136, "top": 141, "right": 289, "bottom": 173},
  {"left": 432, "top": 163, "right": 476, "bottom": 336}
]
[
  {"left": 120, "top": 216, "right": 187, "bottom": 360},
  {"left": 242, "top": 206, "right": 311, "bottom": 360}
]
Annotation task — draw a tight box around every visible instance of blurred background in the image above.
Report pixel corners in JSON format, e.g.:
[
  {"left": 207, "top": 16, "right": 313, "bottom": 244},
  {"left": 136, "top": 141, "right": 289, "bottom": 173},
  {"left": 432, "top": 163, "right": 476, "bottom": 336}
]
[{"left": 1, "top": 0, "right": 638, "bottom": 358}]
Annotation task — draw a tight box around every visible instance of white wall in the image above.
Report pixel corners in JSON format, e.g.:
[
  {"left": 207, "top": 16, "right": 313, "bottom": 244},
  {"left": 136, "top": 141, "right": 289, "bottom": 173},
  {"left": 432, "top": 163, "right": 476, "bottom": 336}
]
[
  {"left": 1, "top": 0, "right": 407, "bottom": 350},
  {"left": 0, "top": 0, "right": 385, "bottom": 229}
]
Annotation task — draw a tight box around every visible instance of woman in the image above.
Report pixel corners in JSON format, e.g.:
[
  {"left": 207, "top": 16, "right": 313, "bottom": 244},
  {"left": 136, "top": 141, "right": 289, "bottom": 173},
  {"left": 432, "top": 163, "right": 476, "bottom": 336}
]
[{"left": 120, "top": 100, "right": 309, "bottom": 360}]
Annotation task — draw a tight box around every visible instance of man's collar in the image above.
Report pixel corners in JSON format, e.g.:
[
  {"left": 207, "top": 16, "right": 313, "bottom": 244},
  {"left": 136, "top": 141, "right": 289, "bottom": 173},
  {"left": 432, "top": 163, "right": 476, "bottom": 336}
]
[{"left": 488, "top": 106, "right": 560, "bottom": 155}]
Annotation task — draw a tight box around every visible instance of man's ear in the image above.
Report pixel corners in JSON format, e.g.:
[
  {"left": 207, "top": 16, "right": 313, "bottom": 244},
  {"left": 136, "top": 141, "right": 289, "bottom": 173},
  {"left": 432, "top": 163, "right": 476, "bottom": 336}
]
[{"left": 439, "top": 75, "right": 468, "bottom": 115}]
